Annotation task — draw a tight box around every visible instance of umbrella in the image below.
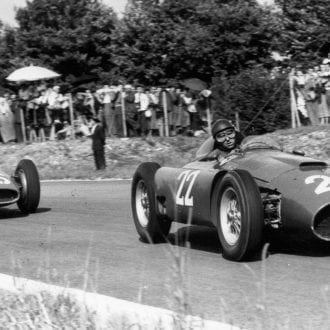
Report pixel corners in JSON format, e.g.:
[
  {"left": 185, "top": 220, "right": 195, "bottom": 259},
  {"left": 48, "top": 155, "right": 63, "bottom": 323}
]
[
  {"left": 6, "top": 65, "right": 60, "bottom": 82},
  {"left": 182, "top": 78, "right": 208, "bottom": 91}
]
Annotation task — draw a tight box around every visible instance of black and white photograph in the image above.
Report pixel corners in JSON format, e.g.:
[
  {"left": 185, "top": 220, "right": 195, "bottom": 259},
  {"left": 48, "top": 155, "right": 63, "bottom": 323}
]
[{"left": 0, "top": 0, "right": 330, "bottom": 328}]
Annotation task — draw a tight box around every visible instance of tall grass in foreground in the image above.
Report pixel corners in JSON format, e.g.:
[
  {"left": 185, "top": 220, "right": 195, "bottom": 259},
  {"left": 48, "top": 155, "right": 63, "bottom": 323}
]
[
  {"left": 4, "top": 223, "right": 330, "bottom": 329},
  {"left": 0, "top": 291, "right": 97, "bottom": 329}
]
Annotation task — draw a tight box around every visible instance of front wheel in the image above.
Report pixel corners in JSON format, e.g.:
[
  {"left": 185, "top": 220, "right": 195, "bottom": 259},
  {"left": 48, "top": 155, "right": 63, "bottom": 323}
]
[
  {"left": 212, "top": 170, "right": 264, "bottom": 261},
  {"left": 131, "top": 162, "right": 171, "bottom": 243},
  {"left": 15, "top": 159, "right": 40, "bottom": 213}
]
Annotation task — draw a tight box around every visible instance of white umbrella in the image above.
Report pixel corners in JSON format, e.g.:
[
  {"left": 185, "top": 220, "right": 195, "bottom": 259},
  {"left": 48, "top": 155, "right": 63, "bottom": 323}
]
[{"left": 6, "top": 65, "right": 60, "bottom": 82}]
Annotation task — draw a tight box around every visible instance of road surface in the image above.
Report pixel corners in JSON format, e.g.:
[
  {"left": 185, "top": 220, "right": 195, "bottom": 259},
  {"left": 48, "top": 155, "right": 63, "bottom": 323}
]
[{"left": 0, "top": 181, "right": 330, "bottom": 329}]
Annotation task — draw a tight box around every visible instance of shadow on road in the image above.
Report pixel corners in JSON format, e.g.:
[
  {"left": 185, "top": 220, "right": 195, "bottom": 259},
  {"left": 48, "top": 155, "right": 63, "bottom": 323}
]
[
  {"left": 167, "top": 225, "right": 330, "bottom": 260},
  {"left": 265, "top": 229, "right": 330, "bottom": 258},
  {"left": 0, "top": 207, "right": 51, "bottom": 219},
  {"left": 168, "top": 225, "right": 222, "bottom": 254}
]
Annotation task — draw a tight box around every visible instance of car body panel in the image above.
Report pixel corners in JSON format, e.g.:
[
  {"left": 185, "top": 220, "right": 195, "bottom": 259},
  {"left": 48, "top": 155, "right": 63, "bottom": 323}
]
[
  {"left": 0, "top": 169, "right": 20, "bottom": 206},
  {"left": 154, "top": 143, "right": 330, "bottom": 240}
]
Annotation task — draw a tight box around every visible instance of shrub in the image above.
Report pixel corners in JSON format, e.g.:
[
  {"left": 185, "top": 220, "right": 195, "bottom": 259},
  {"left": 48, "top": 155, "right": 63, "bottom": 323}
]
[{"left": 211, "top": 67, "right": 291, "bottom": 135}]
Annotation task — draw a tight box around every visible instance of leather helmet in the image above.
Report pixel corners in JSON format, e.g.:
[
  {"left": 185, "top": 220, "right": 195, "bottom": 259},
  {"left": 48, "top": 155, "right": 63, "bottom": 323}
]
[{"left": 211, "top": 119, "right": 234, "bottom": 137}]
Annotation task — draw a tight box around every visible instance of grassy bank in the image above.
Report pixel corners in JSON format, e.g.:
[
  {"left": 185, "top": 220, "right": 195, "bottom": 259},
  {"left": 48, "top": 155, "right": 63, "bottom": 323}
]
[
  {"left": 0, "top": 135, "right": 204, "bottom": 180},
  {"left": 1, "top": 126, "right": 330, "bottom": 180}
]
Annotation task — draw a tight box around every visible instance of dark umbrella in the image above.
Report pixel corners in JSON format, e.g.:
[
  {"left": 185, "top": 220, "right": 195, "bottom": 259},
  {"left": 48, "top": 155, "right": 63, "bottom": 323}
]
[{"left": 182, "top": 78, "right": 208, "bottom": 91}]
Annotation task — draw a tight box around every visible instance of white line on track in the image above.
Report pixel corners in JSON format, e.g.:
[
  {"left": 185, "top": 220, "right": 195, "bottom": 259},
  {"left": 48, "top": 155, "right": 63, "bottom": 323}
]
[{"left": 0, "top": 273, "right": 239, "bottom": 329}]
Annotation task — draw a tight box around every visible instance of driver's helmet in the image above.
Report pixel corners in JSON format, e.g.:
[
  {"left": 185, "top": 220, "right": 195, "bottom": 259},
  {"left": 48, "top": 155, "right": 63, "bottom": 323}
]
[
  {"left": 211, "top": 119, "right": 236, "bottom": 152},
  {"left": 211, "top": 119, "right": 234, "bottom": 137}
]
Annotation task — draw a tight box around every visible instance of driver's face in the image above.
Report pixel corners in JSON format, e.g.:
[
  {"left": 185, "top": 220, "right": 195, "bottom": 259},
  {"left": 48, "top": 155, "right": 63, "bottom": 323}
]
[{"left": 215, "top": 128, "right": 236, "bottom": 150}]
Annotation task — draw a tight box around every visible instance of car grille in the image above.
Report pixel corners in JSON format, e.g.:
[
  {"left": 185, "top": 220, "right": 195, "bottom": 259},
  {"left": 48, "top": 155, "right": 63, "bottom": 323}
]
[
  {"left": 313, "top": 205, "right": 330, "bottom": 240},
  {"left": 0, "top": 189, "right": 19, "bottom": 204}
]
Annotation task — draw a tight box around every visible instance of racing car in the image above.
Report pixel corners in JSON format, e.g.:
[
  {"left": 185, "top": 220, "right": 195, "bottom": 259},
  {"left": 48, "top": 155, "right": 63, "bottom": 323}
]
[
  {"left": 131, "top": 135, "right": 330, "bottom": 261},
  {"left": 0, "top": 159, "right": 40, "bottom": 214}
]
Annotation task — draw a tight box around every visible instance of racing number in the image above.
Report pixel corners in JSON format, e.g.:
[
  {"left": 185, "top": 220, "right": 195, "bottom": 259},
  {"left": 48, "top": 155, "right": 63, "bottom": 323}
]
[
  {"left": 176, "top": 170, "right": 200, "bottom": 206},
  {"left": 305, "top": 175, "right": 330, "bottom": 195}
]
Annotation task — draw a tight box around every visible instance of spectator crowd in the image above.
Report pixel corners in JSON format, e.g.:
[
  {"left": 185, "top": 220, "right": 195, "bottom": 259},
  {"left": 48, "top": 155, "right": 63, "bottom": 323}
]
[
  {"left": 0, "top": 81, "right": 212, "bottom": 143},
  {"left": 292, "top": 54, "right": 330, "bottom": 126}
]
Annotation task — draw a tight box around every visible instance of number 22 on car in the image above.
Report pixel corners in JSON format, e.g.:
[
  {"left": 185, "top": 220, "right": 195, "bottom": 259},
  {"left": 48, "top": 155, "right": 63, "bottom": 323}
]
[{"left": 175, "top": 170, "right": 200, "bottom": 206}]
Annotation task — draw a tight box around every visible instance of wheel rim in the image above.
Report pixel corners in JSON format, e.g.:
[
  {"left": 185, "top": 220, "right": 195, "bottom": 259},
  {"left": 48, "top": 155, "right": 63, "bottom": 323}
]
[
  {"left": 17, "top": 169, "right": 28, "bottom": 201},
  {"left": 220, "top": 187, "right": 241, "bottom": 246},
  {"left": 135, "top": 179, "right": 150, "bottom": 227}
]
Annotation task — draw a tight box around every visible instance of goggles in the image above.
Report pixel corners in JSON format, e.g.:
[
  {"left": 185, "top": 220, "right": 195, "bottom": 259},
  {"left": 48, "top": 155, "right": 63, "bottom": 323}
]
[{"left": 215, "top": 129, "right": 235, "bottom": 142}]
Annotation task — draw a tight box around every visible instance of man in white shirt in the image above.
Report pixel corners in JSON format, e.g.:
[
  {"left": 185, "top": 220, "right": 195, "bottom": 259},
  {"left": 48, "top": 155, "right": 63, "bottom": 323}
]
[
  {"left": 96, "top": 85, "right": 118, "bottom": 137},
  {"left": 135, "top": 86, "right": 150, "bottom": 137}
]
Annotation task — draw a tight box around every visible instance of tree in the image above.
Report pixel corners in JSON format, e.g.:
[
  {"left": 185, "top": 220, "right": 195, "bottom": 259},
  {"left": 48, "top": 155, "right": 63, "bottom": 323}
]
[
  {"left": 273, "top": 0, "right": 330, "bottom": 66},
  {"left": 212, "top": 67, "right": 291, "bottom": 134},
  {"left": 111, "top": 0, "right": 279, "bottom": 85},
  {"left": 13, "top": 0, "right": 117, "bottom": 81},
  {"left": 0, "top": 23, "right": 19, "bottom": 83}
]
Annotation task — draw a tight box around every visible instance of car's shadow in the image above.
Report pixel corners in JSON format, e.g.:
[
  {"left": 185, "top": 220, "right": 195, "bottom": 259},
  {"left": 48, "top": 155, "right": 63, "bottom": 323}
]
[
  {"left": 167, "top": 225, "right": 330, "bottom": 260},
  {"left": 168, "top": 226, "right": 222, "bottom": 254},
  {"left": 0, "top": 207, "right": 51, "bottom": 220}
]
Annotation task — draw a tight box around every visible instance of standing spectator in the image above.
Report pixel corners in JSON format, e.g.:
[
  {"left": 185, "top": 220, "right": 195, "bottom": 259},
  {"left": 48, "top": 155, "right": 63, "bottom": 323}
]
[
  {"left": 0, "top": 96, "right": 15, "bottom": 143},
  {"left": 176, "top": 88, "right": 190, "bottom": 135},
  {"left": 47, "top": 85, "right": 66, "bottom": 131},
  {"left": 304, "top": 86, "right": 319, "bottom": 125},
  {"left": 196, "top": 89, "right": 213, "bottom": 131},
  {"left": 96, "top": 85, "right": 117, "bottom": 137},
  {"left": 123, "top": 84, "right": 138, "bottom": 136},
  {"left": 83, "top": 89, "right": 96, "bottom": 117},
  {"left": 148, "top": 87, "right": 160, "bottom": 135},
  {"left": 9, "top": 94, "right": 24, "bottom": 142},
  {"left": 295, "top": 86, "right": 309, "bottom": 126},
  {"left": 315, "top": 78, "right": 329, "bottom": 124},
  {"left": 153, "top": 87, "right": 164, "bottom": 136},
  {"left": 326, "top": 79, "right": 330, "bottom": 122},
  {"left": 89, "top": 117, "right": 106, "bottom": 170},
  {"left": 168, "top": 86, "right": 179, "bottom": 135},
  {"left": 135, "top": 86, "right": 150, "bottom": 137},
  {"left": 181, "top": 88, "right": 195, "bottom": 134}
]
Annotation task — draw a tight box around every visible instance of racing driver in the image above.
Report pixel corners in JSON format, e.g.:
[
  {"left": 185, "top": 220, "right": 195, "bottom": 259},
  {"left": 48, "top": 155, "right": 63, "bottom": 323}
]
[{"left": 197, "top": 119, "right": 243, "bottom": 160}]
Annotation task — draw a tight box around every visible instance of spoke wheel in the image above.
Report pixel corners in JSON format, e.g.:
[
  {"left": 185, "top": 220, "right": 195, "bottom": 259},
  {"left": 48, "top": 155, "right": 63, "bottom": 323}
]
[
  {"left": 131, "top": 162, "right": 171, "bottom": 243},
  {"left": 135, "top": 179, "right": 150, "bottom": 228},
  {"left": 220, "top": 187, "right": 242, "bottom": 246},
  {"left": 211, "top": 169, "right": 264, "bottom": 261}
]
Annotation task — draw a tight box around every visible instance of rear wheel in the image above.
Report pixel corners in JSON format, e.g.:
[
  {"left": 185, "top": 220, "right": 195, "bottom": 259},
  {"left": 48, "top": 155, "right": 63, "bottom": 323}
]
[
  {"left": 15, "top": 159, "right": 40, "bottom": 213},
  {"left": 212, "top": 170, "right": 263, "bottom": 261},
  {"left": 131, "top": 162, "right": 171, "bottom": 243}
]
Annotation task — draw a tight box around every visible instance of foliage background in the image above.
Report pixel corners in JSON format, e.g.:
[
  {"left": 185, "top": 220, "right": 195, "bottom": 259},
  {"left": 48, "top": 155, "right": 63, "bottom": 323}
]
[{"left": 0, "top": 0, "right": 329, "bottom": 134}]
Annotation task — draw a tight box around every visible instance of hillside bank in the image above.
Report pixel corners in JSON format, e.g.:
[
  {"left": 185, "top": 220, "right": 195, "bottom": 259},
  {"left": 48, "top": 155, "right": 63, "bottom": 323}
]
[{"left": 1, "top": 126, "right": 330, "bottom": 180}]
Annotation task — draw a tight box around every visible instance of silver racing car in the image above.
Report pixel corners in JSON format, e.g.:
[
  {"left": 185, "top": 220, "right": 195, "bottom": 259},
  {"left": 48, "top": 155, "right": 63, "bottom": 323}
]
[{"left": 0, "top": 159, "right": 40, "bottom": 214}]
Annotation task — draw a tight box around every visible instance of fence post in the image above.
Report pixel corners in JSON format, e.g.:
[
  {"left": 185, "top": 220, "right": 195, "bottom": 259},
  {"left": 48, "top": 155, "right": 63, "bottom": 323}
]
[
  {"left": 68, "top": 93, "right": 75, "bottom": 139},
  {"left": 121, "top": 91, "right": 127, "bottom": 137},
  {"left": 20, "top": 107, "right": 26, "bottom": 143},
  {"left": 162, "top": 91, "right": 169, "bottom": 137},
  {"left": 289, "top": 69, "right": 301, "bottom": 128},
  {"left": 235, "top": 111, "right": 240, "bottom": 131},
  {"left": 206, "top": 100, "right": 212, "bottom": 135}
]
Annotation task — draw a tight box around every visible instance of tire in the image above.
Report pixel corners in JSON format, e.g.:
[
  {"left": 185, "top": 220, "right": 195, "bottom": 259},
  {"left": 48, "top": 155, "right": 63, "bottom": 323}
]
[
  {"left": 15, "top": 159, "right": 40, "bottom": 213},
  {"left": 212, "top": 169, "right": 263, "bottom": 261},
  {"left": 131, "top": 162, "right": 171, "bottom": 243}
]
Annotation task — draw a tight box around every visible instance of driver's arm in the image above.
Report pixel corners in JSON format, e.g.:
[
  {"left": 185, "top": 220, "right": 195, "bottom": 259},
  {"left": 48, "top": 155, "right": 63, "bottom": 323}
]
[{"left": 204, "top": 148, "right": 221, "bottom": 161}]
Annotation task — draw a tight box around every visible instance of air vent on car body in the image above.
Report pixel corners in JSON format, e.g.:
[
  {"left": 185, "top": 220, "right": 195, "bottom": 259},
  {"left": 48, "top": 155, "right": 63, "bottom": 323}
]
[{"left": 299, "top": 162, "right": 328, "bottom": 171}]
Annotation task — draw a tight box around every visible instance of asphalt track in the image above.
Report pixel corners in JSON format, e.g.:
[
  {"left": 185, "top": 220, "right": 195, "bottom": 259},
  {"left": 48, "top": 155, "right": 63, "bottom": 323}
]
[{"left": 1, "top": 180, "right": 330, "bottom": 329}]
